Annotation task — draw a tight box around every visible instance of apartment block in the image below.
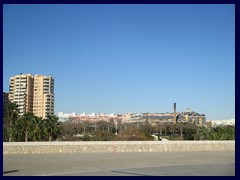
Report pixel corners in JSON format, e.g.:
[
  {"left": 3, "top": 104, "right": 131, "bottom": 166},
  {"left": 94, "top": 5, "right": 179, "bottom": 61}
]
[
  {"left": 8, "top": 74, "right": 54, "bottom": 118},
  {"left": 33, "top": 75, "right": 54, "bottom": 118},
  {"left": 9, "top": 74, "right": 33, "bottom": 116}
]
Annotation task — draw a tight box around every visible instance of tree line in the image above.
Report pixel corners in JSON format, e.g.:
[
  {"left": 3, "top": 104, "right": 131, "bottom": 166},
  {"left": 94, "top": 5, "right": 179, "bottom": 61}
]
[
  {"left": 3, "top": 95, "right": 234, "bottom": 142},
  {"left": 3, "top": 101, "right": 61, "bottom": 142},
  {"left": 59, "top": 119, "right": 235, "bottom": 141}
]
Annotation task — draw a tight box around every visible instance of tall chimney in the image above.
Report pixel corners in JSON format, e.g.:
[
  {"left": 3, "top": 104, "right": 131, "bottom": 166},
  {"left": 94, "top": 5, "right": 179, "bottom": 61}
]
[{"left": 173, "top": 102, "right": 177, "bottom": 124}]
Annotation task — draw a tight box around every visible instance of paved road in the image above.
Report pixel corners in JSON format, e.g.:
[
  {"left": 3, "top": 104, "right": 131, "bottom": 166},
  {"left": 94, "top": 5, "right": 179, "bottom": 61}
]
[{"left": 3, "top": 151, "right": 235, "bottom": 176}]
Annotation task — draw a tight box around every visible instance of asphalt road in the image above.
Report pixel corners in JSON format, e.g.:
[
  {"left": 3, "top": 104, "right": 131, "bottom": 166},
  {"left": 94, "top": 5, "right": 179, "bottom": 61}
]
[{"left": 3, "top": 151, "right": 235, "bottom": 176}]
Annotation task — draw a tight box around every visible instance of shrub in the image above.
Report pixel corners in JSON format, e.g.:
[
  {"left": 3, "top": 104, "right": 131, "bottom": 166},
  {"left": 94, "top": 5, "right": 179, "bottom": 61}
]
[{"left": 114, "top": 128, "right": 154, "bottom": 141}]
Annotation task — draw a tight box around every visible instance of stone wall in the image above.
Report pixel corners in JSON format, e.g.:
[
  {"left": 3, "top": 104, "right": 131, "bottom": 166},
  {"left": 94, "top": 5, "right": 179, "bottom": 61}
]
[{"left": 3, "top": 141, "right": 235, "bottom": 154}]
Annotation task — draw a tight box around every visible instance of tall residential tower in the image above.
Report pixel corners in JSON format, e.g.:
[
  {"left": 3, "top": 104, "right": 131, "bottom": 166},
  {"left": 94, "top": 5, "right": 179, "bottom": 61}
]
[{"left": 8, "top": 74, "right": 54, "bottom": 118}]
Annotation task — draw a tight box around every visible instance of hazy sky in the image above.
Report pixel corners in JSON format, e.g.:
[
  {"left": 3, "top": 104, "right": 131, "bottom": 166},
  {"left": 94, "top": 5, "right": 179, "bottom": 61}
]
[{"left": 3, "top": 4, "right": 235, "bottom": 120}]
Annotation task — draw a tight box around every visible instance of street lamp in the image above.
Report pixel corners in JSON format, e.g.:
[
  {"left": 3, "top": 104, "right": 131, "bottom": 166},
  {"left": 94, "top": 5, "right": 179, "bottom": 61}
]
[
  {"left": 95, "top": 121, "right": 97, "bottom": 132},
  {"left": 115, "top": 121, "right": 118, "bottom": 135}
]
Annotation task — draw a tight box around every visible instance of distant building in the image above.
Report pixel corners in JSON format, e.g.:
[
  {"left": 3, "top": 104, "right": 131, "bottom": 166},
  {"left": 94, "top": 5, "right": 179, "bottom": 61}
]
[
  {"left": 57, "top": 112, "right": 70, "bottom": 122},
  {"left": 205, "top": 120, "right": 212, "bottom": 128},
  {"left": 210, "top": 119, "right": 235, "bottom": 127},
  {"left": 8, "top": 74, "right": 54, "bottom": 118},
  {"left": 33, "top": 75, "right": 54, "bottom": 118},
  {"left": 9, "top": 74, "right": 33, "bottom": 115},
  {"left": 88, "top": 112, "right": 97, "bottom": 117},
  {"left": 141, "top": 108, "right": 206, "bottom": 126},
  {"left": 181, "top": 109, "right": 206, "bottom": 126},
  {"left": 106, "top": 113, "right": 117, "bottom": 117},
  {"left": 79, "top": 112, "right": 86, "bottom": 117},
  {"left": 57, "top": 106, "right": 206, "bottom": 126}
]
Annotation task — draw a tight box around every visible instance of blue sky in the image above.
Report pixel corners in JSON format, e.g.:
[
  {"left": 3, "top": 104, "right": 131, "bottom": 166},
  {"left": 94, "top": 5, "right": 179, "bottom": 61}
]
[{"left": 3, "top": 4, "right": 235, "bottom": 120}]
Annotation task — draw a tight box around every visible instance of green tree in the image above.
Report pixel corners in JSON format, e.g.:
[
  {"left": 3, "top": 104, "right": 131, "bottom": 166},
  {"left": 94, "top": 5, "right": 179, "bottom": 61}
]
[
  {"left": 91, "top": 131, "right": 114, "bottom": 141},
  {"left": 208, "top": 125, "right": 235, "bottom": 140},
  {"left": 168, "top": 123, "right": 176, "bottom": 135},
  {"left": 194, "top": 126, "right": 211, "bottom": 140},
  {"left": 108, "top": 119, "right": 116, "bottom": 133},
  {"left": 44, "top": 114, "right": 61, "bottom": 141},
  {"left": 61, "top": 122, "right": 75, "bottom": 136},
  {"left": 223, "top": 125, "right": 235, "bottom": 140},
  {"left": 14, "top": 118, "right": 25, "bottom": 141},
  {"left": 31, "top": 116, "right": 44, "bottom": 141},
  {"left": 3, "top": 92, "right": 11, "bottom": 141},
  {"left": 81, "top": 120, "right": 91, "bottom": 134},
  {"left": 114, "top": 128, "right": 154, "bottom": 141},
  {"left": 142, "top": 120, "right": 152, "bottom": 134},
  {"left": 5, "top": 103, "right": 19, "bottom": 142},
  {"left": 176, "top": 123, "right": 184, "bottom": 136},
  {"left": 97, "top": 120, "right": 108, "bottom": 131},
  {"left": 183, "top": 123, "right": 196, "bottom": 140},
  {"left": 17, "top": 112, "right": 35, "bottom": 142}
]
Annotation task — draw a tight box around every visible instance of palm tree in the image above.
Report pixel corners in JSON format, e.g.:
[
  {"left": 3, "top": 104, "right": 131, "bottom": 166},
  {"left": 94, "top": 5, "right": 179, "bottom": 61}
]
[
  {"left": 6, "top": 103, "right": 19, "bottom": 142},
  {"left": 14, "top": 119, "right": 25, "bottom": 141},
  {"left": 31, "top": 116, "right": 44, "bottom": 141},
  {"left": 20, "top": 112, "right": 35, "bottom": 142},
  {"left": 44, "top": 114, "right": 61, "bottom": 141}
]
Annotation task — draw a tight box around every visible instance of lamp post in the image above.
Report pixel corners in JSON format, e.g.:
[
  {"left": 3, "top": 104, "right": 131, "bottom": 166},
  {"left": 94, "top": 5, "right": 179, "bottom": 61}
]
[
  {"left": 115, "top": 121, "right": 118, "bottom": 135},
  {"left": 95, "top": 121, "right": 97, "bottom": 132}
]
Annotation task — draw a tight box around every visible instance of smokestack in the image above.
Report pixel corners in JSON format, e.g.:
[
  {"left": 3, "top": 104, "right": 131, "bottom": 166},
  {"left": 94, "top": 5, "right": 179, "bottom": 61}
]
[{"left": 173, "top": 102, "right": 177, "bottom": 124}]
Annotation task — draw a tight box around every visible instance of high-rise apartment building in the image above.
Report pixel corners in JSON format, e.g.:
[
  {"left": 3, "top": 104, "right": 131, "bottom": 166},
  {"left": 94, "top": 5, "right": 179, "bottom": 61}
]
[
  {"left": 33, "top": 75, "right": 54, "bottom": 118},
  {"left": 8, "top": 74, "right": 54, "bottom": 118},
  {"left": 9, "top": 74, "right": 34, "bottom": 116}
]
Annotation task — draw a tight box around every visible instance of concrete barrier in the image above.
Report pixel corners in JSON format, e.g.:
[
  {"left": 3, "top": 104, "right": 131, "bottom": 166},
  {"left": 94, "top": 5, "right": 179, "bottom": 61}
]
[{"left": 3, "top": 141, "right": 235, "bottom": 154}]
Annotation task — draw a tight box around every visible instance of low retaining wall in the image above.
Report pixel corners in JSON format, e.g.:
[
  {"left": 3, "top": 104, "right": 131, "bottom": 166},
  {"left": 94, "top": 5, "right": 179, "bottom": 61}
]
[{"left": 3, "top": 141, "right": 235, "bottom": 154}]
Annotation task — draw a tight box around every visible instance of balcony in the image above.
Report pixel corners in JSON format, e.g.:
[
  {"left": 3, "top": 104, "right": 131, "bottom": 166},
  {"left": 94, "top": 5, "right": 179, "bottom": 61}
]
[{"left": 18, "top": 102, "right": 25, "bottom": 106}]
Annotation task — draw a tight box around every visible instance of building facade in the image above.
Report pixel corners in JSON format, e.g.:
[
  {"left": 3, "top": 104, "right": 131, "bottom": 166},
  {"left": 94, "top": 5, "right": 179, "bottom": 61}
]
[
  {"left": 33, "top": 75, "right": 54, "bottom": 118},
  {"left": 9, "top": 74, "right": 33, "bottom": 116},
  {"left": 8, "top": 74, "right": 54, "bottom": 118}
]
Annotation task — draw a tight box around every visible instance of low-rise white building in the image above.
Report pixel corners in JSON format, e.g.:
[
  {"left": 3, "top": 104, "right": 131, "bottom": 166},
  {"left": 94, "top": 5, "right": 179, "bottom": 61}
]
[
  {"left": 210, "top": 119, "right": 235, "bottom": 127},
  {"left": 57, "top": 112, "right": 70, "bottom": 122},
  {"left": 79, "top": 112, "right": 86, "bottom": 117},
  {"left": 106, "top": 113, "right": 117, "bottom": 117},
  {"left": 88, "top": 112, "right": 97, "bottom": 117}
]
